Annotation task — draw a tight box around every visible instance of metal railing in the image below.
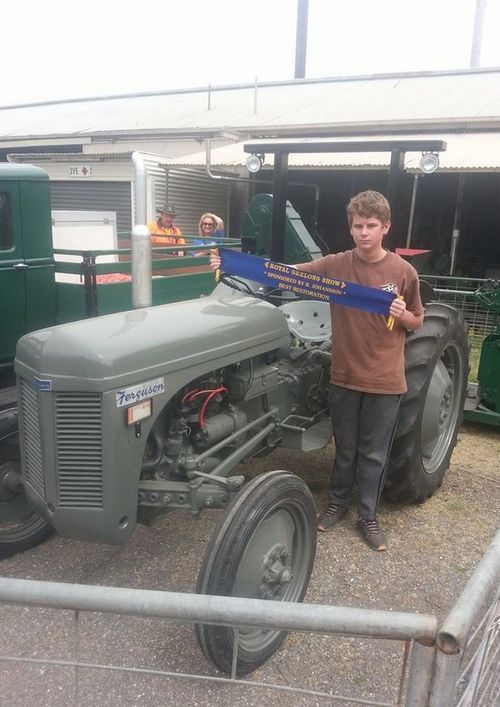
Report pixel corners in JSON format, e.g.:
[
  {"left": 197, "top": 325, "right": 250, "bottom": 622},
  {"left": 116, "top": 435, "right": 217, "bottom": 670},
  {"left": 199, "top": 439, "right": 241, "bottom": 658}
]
[
  {"left": 1, "top": 528, "right": 499, "bottom": 706},
  {"left": 421, "top": 275, "right": 497, "bottom": 382},
  {"left": 422, "top": 275, "right": 496, "bottom": 345},
  {"left": 454, "top": 586, "right": 500, "bottom": 706},
  {"left": 0, "top": 577, "right": 435, "bottom": 706},
  {"left": 429, "top": 528, "right": 500, "bottom": 707},
  {"left": 52, "top": 237, "right": 241, "bottom": 319}
]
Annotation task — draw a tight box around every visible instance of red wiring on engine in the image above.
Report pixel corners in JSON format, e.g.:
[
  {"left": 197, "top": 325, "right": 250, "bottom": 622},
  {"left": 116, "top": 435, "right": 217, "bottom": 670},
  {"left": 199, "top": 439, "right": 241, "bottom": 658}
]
[
  {"left": 182, "top": 389, "right": 200, "bottom": 403},
  {"left": 183, "top": 388, "right": 219, "bottom": 404},
  {"left": 181, "top": 386, "right": 229, "bottom": 428},
  {"left": 199, "top": 386, "right": 228, "bottom": 429},
  {"left": 183, "top": 388, "right": 220, "bottom": 403},
  {"left": 183, "top": 387, "right": 227, "bottom": 404}
]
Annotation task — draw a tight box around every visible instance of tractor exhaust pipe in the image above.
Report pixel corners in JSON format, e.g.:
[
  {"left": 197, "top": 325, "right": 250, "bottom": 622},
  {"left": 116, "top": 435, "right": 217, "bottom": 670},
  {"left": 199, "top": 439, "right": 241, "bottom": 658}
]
[{"left": 132, "top": 225, "right": 152, "bottom": 308}]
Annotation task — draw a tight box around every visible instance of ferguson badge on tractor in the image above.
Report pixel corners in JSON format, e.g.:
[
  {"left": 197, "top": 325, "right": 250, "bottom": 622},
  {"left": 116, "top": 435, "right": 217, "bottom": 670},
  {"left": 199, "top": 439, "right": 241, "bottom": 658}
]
[{"left": 8, "top": 140, "right": 469, "bottom": 675}]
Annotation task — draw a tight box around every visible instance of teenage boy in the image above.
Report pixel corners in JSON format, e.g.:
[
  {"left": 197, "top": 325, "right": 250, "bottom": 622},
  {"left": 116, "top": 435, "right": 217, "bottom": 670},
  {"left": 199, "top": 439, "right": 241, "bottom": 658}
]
[
  {"left": 295, "top": 190, "right": 424, "bottom": 551},
  {"left": 210, "top": 191, "right": 423, "bottom": 551}
]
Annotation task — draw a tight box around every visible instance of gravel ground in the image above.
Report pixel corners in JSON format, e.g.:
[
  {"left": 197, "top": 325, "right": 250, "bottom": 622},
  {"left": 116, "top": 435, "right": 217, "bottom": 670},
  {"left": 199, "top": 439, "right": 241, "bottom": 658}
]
[{"left": 0, "top": 422, "right": 499, "bottom": 706}]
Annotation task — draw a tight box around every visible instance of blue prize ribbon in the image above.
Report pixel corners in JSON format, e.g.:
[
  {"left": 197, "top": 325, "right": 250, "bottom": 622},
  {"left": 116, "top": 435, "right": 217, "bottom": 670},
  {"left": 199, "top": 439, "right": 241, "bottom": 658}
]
[{"left": 219, "top": 248, "right": 395, "bottom": 316}]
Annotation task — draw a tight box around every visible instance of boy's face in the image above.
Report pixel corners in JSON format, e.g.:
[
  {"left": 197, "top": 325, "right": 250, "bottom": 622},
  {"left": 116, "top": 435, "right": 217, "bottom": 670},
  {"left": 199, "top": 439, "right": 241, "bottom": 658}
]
[{"left": 349, "top": 214, "right": 390, "bottom": 255}]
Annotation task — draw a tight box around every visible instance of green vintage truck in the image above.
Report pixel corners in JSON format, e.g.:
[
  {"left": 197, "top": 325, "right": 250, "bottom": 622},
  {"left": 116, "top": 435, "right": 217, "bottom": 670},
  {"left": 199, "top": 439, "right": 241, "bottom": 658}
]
[
  {"left": 0, "top": 161, "right": 239, "bottom": 555},
  {"left": 0, "top": 162, "right": 229, "bottom": 368},
  {"left": 2, "top": 141, "right": 470, "bottom": 675}
]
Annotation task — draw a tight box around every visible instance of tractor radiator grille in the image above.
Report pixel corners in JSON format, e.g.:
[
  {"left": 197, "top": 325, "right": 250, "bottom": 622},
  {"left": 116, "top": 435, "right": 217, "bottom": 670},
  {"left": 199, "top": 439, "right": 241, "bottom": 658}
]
[
  {"left": 19, "top": 380, "right": 45, "bottom": 500},
  {"left": 55, "top": 393, "right": 103, "bottom": 509}
]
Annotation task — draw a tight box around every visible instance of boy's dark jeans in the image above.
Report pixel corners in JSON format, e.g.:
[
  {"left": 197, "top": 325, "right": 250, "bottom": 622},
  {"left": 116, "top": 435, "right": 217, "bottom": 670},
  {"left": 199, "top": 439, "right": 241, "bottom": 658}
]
[{"left": 327, "top": 384, "right": 401, "bottom": 520}]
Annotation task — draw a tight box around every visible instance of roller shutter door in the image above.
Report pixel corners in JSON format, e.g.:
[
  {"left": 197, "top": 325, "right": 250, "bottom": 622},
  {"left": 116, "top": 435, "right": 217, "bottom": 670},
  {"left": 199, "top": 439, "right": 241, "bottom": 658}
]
[
  {"left": 50, "top": 181, "right": 132, "bottom": 236},
  {"left": 162, "top": 169, "right": 230, "bottom": 236}
]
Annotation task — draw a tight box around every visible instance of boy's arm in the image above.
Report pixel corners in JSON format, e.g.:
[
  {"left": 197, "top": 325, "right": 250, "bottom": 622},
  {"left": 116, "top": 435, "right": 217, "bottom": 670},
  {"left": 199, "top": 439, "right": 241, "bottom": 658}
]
[{"left": 294, "top": 258, "right": 327, "bottom": 272}]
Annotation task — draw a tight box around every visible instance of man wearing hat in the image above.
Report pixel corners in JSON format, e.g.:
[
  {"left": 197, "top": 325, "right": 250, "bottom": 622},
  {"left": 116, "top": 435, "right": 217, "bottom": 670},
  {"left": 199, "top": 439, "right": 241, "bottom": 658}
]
[{"left": 148, "top": 204, "right": 185, "bottom": 255}]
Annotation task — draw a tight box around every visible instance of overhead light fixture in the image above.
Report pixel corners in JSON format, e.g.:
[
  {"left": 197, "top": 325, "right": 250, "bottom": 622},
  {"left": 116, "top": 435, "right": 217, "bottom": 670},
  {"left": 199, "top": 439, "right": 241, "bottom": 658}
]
[
  {"left": 245, "top": 153, "right": 264, "bottom": 174},
  {"left": 419, "top": 152, "right": 440, "bottom": 174}
]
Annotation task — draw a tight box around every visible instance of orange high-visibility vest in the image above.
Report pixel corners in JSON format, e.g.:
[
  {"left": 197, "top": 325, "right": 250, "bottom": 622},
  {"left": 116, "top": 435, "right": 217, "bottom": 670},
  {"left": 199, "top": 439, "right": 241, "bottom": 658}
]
[{"left": 147, "top": 220, "right": 185, "bottom": 247}]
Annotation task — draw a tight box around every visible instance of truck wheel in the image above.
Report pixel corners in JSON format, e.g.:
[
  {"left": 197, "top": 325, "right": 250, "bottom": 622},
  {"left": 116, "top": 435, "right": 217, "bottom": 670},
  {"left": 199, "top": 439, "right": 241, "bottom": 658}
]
[
  {"left": 385, "top": 302, "right": 469, "bottom": 504},
  {"left": 0, "top": 412, "right": 53, "bottom": 559},
  {"left": 195, "top": 470, "right": 316, "bottom": 675}
]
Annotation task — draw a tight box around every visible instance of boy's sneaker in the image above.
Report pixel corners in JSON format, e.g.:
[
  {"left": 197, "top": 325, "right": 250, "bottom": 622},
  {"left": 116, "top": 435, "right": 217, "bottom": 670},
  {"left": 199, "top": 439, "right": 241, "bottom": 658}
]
[
  {"left": 317, "top": 504, "right": 348, "bottom": 532},
  {"left": 356, "top": 518, "right": 387, "bottom": 551}
]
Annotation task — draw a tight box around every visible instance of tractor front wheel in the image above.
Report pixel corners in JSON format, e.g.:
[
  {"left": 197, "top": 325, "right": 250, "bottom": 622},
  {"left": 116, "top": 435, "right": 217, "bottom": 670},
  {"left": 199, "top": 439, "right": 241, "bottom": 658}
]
[{"left": 195, "top": 470, "right": 316, "bottom": 675}]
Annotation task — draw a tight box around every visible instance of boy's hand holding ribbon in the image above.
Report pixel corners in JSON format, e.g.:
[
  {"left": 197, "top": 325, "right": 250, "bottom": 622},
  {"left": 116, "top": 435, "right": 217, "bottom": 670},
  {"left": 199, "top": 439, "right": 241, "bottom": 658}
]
[{"left": 386, "top": 295, "right": 406, "bottom": 331}]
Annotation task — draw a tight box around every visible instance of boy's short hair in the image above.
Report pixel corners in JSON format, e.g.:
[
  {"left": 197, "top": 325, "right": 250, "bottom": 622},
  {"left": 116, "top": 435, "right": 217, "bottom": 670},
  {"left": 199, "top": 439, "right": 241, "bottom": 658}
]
[{"left": 346, "top": 190, "right": 391, "bottom": 225}]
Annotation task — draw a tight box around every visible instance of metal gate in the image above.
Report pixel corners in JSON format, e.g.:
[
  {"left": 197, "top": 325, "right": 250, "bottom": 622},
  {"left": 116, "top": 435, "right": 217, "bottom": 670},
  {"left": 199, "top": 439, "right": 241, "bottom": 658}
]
[{"left": 1, "top": 529, "right": 499, "bottom": 706}]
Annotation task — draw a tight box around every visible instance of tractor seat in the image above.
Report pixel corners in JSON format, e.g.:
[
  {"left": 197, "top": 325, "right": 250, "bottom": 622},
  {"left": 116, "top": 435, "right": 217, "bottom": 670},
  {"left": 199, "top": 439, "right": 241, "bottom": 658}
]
[{"left": 278, "top": 300, "right": 331, "bottom": 343}]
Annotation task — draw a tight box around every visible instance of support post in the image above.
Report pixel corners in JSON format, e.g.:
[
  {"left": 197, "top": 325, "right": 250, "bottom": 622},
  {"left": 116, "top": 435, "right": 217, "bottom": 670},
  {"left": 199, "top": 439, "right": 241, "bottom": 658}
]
[
  {"left": 81, "top": 253, "right": 98, "bottom": 317},
  {"left": 406, "top": 174, "right": 419, "bottom": 249},
  {"left": 271, "top": 151, "right": 289, "bottom": 262},
  {"left": 429, "top": 651, "right": 462, "bottom": 707},
  {"left": 470, "top": 0, "right": 487, "bottom": 67},
  {"left": 406, "top": 641, "right": 436, "bottom": 706},
  {"left": 294, "top": 0, "right": 309, "bottom": 79},
  {"left": 450, "top": 173, "right": 465, "bottom": 276},
  {"left": 387, "top": 149, "right": 405, "bottom": 249}
]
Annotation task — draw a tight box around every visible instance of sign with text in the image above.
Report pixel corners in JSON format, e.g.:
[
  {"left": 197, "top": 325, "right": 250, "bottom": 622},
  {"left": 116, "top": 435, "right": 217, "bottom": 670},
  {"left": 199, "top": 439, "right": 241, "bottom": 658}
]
[{"left": 67, "top": 165, "right": 93, "bottom": 177}]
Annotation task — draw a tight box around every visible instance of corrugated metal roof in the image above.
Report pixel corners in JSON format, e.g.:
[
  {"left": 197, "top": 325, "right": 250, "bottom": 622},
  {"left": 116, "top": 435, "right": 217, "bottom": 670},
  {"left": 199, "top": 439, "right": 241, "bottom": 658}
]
[
  {"left": 8, "top": 151, "right": 134, "bottom": 160},
  {"left": 1, "top": 69, "right": 500, "bottom": 140},
  {"left": 10, "top": 133, "right": 500, "bottom": 171},
  {"left": 163, "top": 132, "right": 500, "bottom": 171}
]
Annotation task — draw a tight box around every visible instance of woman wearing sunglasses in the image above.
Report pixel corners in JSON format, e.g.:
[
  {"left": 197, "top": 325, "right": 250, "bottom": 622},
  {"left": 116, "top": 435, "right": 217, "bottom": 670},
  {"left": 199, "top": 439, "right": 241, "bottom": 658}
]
[
  {"left": 198, "top": 213, "right": 224, "bottom": 239},
  {"left": 193, "top": 213, "right": 224, "bottom": 255}
]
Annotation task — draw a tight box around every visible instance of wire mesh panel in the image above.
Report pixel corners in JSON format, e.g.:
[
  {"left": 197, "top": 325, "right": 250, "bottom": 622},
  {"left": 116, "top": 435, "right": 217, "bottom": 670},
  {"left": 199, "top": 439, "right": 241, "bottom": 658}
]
[
  {"left": 422, "top": 276, "right": 497, "bottom": 380},
  {"left": 454, "top": 585, "right": 500, "bottom": 706},
  {"left": 0, "top": 621, "right": 416, "bottom": 707},
  {"left": 431, "top": 529, "right": 500, "bottom": 707}
]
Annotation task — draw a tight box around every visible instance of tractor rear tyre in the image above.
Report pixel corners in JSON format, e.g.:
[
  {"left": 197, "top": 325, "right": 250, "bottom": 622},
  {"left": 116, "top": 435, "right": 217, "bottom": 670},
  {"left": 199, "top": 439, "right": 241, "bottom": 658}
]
[
  {"left": 385, "top": 302, "right": 469, "bottom": 504},
  {"left": 0, "top": 410, "right": 53, "bottom": 559},
  {"left": 195, "top": 470, "right": 316, "bottom": 676}
]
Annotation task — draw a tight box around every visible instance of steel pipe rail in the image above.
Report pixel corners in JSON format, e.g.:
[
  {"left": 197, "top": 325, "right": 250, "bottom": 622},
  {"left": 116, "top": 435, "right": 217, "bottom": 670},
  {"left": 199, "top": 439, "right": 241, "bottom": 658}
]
[
  {"left": 437, "top": 527, "right": 500, "bottom": 655},
  {"left": 0, "top": 577, "right": 436, "bottom": 645},
  {"left": 433, "top": 288, "right": 478, "bottom": 297}
]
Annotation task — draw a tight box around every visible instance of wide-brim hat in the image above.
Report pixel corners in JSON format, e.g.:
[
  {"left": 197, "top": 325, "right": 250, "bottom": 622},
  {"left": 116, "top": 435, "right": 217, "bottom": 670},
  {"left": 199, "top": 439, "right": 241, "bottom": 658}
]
[{"left": 157, "top": 204, "right": 176, "bottom": 216}]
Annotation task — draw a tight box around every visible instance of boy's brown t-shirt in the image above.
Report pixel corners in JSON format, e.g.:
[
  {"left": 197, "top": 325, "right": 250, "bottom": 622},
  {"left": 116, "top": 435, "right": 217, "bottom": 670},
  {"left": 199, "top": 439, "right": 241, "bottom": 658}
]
[{"left": 296, "top": 250, "right": 423, "bottom": 394}]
